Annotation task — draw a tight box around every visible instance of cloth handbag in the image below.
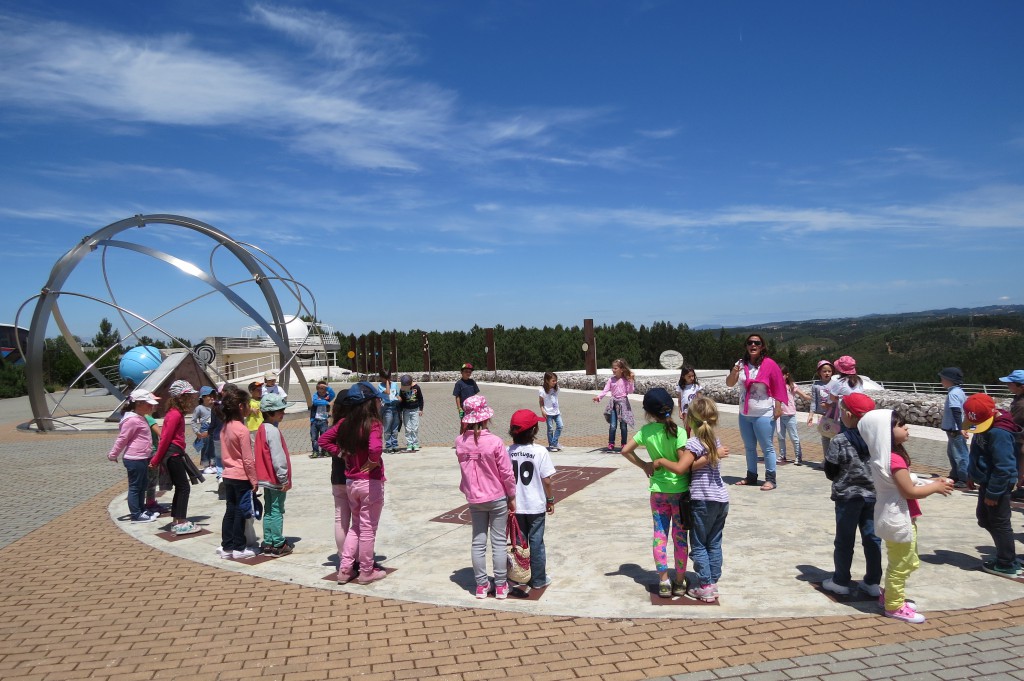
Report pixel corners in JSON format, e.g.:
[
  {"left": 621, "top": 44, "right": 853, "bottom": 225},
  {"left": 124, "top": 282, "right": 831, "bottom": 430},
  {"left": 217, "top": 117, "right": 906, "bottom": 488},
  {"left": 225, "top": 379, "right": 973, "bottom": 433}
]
[
  {"left": 817, "top": 401, "right": 842, "bottom": 439},
  {"left": 239, "top": 489, "right": 263, "bottom": 520},
  {"left": 167, "top": 443, "right": 205, "bottom": 484},
  {"left": 506, "top": 517, "right": 532, "bottom": 584}
]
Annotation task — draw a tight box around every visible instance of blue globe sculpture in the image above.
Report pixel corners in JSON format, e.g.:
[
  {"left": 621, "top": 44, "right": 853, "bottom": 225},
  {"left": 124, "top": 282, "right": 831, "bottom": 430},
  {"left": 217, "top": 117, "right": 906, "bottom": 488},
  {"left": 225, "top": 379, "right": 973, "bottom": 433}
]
[{"left": 118, "top": 345, "right": 163, "bottom": 386}]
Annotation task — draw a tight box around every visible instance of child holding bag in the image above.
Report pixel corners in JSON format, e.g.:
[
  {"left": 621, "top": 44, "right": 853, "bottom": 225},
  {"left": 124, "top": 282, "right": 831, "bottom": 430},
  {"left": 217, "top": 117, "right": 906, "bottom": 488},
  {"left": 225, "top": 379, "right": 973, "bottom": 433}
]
[
  {"left": 508, "top": 409, "right": 556, "bottom": 592},
  {"left": 256, "top": 393, "right": 293, "bottom": 555}
]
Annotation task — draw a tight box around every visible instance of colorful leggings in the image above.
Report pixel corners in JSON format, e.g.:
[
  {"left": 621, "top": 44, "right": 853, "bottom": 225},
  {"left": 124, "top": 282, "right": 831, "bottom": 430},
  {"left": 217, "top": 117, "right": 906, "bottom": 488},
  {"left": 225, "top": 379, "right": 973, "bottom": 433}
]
[{"left": 650, "top": 492, "right": 688, "bottom": 575}]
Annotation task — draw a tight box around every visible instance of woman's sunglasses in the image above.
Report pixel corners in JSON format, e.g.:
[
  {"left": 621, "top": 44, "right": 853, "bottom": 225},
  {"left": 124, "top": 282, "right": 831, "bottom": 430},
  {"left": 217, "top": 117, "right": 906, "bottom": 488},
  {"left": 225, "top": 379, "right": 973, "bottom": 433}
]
[{"left": 746, "top": 340, "right": 763, "bottom": 347}]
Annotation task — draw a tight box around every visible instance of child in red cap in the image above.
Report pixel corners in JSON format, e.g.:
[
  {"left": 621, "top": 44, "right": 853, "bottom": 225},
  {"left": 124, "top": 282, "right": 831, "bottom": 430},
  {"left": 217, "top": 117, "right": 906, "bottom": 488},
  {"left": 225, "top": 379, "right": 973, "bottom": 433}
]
[
  {"left": 964, "top": 393, "right": 1022, "bottom": 577},
  {"left": 507, "top": 409, "right": 556, "bottom": 592},
  {"left": 821, "top": 392, "right": 882, "bottom": 598}
]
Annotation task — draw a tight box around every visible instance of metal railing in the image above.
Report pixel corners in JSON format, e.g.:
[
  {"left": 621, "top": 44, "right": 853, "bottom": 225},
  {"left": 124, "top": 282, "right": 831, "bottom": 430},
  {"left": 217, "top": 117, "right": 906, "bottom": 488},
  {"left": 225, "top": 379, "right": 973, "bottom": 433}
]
[
  {"left": 872, "top": 381, "right": 1011, "bottom": 398},
  {"left": 795, "top": 379, "right": 1011, "bottom": 398}
]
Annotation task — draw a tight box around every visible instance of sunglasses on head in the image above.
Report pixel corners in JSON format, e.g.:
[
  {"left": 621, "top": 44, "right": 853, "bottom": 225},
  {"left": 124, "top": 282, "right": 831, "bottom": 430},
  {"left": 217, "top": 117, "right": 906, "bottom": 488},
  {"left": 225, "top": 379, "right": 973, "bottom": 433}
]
[{"left": 746, "top": 339, "right": 763, "bottom": 347}]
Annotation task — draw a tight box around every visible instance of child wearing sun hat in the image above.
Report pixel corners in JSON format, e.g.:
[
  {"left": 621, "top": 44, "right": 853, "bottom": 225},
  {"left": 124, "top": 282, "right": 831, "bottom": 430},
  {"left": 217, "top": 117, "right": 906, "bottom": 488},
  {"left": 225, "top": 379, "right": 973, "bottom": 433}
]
[
  {"left": 964, "top": 393, "right": 1022, "bottom": 577},
  {"left": 455, "top": 394, "right": 517, "bottom": 599}
]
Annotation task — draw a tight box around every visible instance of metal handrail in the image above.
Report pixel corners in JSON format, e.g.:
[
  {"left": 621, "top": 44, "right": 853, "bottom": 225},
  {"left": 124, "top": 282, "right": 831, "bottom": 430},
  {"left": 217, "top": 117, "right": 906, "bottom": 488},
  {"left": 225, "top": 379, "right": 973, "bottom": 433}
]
[{"left": 795, "top": 379, "right": 1011, "bottom": 398}]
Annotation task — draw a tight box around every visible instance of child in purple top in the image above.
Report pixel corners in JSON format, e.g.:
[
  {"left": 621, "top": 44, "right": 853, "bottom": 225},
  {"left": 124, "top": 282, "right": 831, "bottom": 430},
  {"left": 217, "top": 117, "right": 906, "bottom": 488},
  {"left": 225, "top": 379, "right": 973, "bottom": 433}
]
[
  {"left": 656, "top": 396, "right": 730, "bottom": 602},
  {"left": 593, "top": 358, "right": 636, "bottom": 452}
]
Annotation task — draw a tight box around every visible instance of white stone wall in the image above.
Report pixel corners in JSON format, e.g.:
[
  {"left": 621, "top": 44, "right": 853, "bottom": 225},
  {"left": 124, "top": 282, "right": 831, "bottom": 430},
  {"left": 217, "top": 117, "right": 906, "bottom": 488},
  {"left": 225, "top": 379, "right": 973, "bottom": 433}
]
[{"left": 407, "top": 370, "right": 1010, "bottom": 429}]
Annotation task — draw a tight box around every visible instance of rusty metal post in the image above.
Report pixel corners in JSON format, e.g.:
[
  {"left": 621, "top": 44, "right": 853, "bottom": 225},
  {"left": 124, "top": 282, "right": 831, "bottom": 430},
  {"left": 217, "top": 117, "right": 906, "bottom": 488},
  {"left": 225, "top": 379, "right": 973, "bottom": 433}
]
[
  {"left": 584, "top": 318, "right": 597, "bottom": 375},
  {"left": 421, "top": 332, "right": 431, "bottom": 378},
  {"left": 485, "top": 327, "right": 496, "bottom": 372},
  {"left": 358, "top": 335, "right": 367, "bottom": 378},
  {"left": 390, "top": 331, "right": 398, "bottom": 374}
]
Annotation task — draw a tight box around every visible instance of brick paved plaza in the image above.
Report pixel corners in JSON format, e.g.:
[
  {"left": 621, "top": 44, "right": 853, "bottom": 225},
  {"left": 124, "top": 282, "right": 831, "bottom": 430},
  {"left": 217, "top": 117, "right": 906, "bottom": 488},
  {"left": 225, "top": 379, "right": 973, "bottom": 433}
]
[{"left": 1, "top": 382, "right": 1023, "bottom": 680}]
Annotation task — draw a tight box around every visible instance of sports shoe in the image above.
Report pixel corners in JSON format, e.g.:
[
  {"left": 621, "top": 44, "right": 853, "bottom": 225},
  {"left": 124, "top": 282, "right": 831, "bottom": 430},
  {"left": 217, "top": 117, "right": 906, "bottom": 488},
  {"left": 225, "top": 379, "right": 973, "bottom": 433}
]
[
  {"left": 131, "top": 513, "right": 157, "bottom": 523},
  {"left": 606, "top": 443, "right": 616, "bottom": 452},
  {"left": 657, "top": 581, "right": 672, "bottom": 598},
  {"left": 215, "top": 547, "right": 232, "bottom": 559},
  {"left": 275, "top": 543, "right": 293, "bottom": 556},
  {"left": 530, "top": 578, "right": 552, "bottom": 589},
  {"left": 885, "top": 603, "right": 925, "bottom": 623},
  {"left": 475, "top": 584, "right": 489, "bottom": 599},
  {"left": 232, "top": 548, "right": 256, "bottom": 559},
  {"left": 356, "top": 568, "right": 387, "bottom": 585},
  {"left": 203, "top": 466, "right": 217, "bottom": 475},
  {"left": 686, "top": 584, "right": 718, "bottom": 602},
  {"left": 982, "top": 560, "right": 1023, "bottom": 577},
  {"left": 877, "top": 589, "right": 917, "bottom": 610},
  {"left": 495, "top": 582, "right": 510, "bottom": 600},
  {"left": 337, "top": 569, "right": 354, "bottom": 584},
  {"left": 858, "top": 582, "right": 882, "bottom": 597},
  {"left": 173, "top": 521, "right": 200, "bottom": 535},
  {"left": 671, "top": 578, "right": 689, "bottom": 597},
  {"left": 821, "top": 578, "right": 850, "bottom": 596}
]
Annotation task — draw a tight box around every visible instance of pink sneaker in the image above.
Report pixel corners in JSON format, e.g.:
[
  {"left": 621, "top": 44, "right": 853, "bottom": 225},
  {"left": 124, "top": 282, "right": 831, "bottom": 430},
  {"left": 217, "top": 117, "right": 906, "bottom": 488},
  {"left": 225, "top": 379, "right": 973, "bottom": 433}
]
[
  {"left": 878, "top": 589, "right": 917, "bottom": 611},
  {"left": 356, "top": 568, "right": 387, "bottom": 585},
  {"left": 885, "top": 603, "right": 925, "bottom": 624},
  {"left": 475, "top": 584, "right": 489, "bottom": 599},
  {"left": 495, "top": 582, "right": 510, "bottom": 600},
  {"left": 336, "top": 569, "right": 354, "bottom": 584}
]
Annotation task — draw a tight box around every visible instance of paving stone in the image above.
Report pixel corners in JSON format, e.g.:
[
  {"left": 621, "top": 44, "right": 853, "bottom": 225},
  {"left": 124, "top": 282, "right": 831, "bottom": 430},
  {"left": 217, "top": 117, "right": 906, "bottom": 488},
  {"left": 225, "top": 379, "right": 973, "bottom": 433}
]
[
  {"left": 753, "top": 660, "right": 797, "bottom": 673},
  {"left": 973, "top": 662, "right": 1017, "bottom": 675},
  {"left": 796, "top": 654, "right": 839, "bottom": 667},
  {"left": 713, "top": 664, "right": 757, "bottom": 678},
  {"left": 934, "top": 668, "right": 974, "bottom": 680}
]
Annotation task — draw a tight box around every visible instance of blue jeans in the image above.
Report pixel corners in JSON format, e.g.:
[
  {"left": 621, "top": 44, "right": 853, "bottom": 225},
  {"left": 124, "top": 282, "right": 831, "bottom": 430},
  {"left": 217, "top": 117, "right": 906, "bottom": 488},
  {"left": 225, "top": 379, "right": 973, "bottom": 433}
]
[
  {"left": 608, "top": 409, "right": 627, "bottom": 446},
  {"left": 777, "top": 415, "right": 802, "bottom": 462},
  {"left": 124, "top": 458, "right": 149, "bottom": 519},
  {"left": 382, "top": 407, "right": 399, "bottom": 450},
  {"left": 833, "top": 497, "right": 882, "bottom": 587},
  {"left": 689, "top": 500, "right": 729, "bottom": 586},
  {"left": 516, "top": 512, "right": 548, "bottom": 587},
  {"left": 402, "top": 409, "right": 420, "bottom": 448},
  {"left": 546, "top": 414, "right": 563, "bottom": 449},
  {"left": 946, "top": 432, "right": 969, "bottom": 483},
  {"left": 310, "top": 419, "right": 329, "bottom": 454},
  {"left": 738, "top": 413, "right": 778, "bottom": 484}
]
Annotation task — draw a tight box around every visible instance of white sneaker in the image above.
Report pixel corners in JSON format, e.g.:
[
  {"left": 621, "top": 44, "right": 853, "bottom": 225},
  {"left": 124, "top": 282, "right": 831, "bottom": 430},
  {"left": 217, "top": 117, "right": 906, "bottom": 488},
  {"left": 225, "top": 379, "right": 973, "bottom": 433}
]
[
  {"left": 858, "top": 582, "right": 881, "bottom": 597},
  {"left": 822, "top": 578, "right": 851, "bottom": 595},
  {"left": 131, "top": 514, "right": 158, "bottom": 523},
  {"left": 216, "top": 547, "right": 232, "bottom": 559},
  {"left": 203, "top": 466, "right": 217, "bottom": 475},
  {"left": 232, "top": 548, "right": 256, "bottom": 559}
]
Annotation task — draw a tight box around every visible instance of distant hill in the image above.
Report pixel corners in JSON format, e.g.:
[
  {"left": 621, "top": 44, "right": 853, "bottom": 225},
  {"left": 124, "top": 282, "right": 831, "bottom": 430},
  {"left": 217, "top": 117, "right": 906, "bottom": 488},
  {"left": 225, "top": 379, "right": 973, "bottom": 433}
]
[{"left": 722, "top": 306, "right": 1024, "bottom": 383}]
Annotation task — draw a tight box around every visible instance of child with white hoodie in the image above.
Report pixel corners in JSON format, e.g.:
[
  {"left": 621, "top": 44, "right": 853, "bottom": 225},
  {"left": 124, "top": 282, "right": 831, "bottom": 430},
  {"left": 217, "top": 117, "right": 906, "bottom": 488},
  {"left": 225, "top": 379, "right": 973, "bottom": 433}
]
[{"left": 860, "top": 409, "right": 953, "bottom": 624}]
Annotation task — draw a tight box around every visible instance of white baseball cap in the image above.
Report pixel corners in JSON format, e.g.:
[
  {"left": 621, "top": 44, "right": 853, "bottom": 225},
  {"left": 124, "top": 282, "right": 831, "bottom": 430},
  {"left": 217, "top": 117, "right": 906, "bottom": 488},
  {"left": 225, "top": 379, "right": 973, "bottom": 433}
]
[{"left": 129, "top": 389, "right": 160, "bottom": 405}]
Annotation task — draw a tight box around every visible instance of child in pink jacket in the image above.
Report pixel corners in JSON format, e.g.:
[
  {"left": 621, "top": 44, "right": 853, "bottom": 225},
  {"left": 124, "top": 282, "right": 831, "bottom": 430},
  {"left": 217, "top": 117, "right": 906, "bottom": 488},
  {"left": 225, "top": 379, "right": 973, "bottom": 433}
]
[{"left": 455, "top": 395, "right": 517, "bottom": 599}]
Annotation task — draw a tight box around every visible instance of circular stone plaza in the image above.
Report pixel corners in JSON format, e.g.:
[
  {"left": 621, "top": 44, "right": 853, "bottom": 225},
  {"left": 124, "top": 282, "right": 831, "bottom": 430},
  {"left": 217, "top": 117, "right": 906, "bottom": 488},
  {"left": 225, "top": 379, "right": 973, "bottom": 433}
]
[{"left": 2, "top": 381, "right": 1022, "bottom": 681}]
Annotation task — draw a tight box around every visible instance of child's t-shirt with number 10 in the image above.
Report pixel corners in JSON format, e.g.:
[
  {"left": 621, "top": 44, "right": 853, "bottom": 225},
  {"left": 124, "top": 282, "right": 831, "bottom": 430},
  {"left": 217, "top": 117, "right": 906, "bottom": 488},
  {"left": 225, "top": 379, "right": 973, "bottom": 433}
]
[{"left": 508, "top": 443, "right": 556, "bottom": 514}]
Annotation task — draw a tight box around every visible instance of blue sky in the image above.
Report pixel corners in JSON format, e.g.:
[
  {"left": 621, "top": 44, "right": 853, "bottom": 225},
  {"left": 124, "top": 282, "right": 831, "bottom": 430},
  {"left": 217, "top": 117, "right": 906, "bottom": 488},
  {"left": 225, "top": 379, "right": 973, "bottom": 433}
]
[{"left": 2, "top": 1, "right": 1022, "bottom": 343}]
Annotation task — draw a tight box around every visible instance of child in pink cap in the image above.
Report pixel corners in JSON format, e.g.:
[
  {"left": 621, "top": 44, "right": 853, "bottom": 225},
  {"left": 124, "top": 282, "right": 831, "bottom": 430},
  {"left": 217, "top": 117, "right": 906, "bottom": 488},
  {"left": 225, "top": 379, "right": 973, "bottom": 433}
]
[{"left": 455, "top": 395, "right": 516, "bottom": 599}]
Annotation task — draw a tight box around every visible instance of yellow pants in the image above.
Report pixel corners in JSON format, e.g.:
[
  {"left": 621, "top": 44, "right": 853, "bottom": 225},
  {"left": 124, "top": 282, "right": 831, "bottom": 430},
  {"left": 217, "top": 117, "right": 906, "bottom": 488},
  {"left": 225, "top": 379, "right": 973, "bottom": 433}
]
[{"left": 884, "top": 524, "right": 919, "bottom": 611}]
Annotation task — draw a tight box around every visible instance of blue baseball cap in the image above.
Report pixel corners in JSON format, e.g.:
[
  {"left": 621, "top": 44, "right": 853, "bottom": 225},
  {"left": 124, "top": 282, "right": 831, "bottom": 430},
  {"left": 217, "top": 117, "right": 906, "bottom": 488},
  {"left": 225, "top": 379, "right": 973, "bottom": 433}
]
[
  {"left": 999, "top": 369, "right": 1024, "bottom": 384},
  {"left": 199, "top": 385, "right": 215, "bottom": 397},
  {"left": 341, "top": 381, "right": 380, "bottom": 406}
]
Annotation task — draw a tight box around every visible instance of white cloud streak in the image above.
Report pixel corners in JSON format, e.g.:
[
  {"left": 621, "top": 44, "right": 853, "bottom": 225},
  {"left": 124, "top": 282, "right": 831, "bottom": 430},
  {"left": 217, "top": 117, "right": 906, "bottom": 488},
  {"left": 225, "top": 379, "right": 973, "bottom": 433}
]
[{"left": 0, "top": 8, "right": 615, "bottom": 173}]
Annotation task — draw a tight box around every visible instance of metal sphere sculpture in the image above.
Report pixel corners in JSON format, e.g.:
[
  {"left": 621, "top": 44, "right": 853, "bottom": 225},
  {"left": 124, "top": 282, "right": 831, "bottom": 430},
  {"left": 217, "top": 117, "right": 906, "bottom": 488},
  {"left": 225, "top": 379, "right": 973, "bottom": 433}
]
[
  {"left": 17, "top": 214, "right": 318, "bottom": 431},
  {"left": 118, "top": 345, "right": 163, "bottom": 386}
]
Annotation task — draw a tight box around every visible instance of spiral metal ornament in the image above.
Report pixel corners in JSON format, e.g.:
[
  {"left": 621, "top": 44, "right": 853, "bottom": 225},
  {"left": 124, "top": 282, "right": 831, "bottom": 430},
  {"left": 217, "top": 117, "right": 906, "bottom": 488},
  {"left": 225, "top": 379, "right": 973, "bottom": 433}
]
[{"left": 17, "top": 214, "right": 316, "bottom": 431}]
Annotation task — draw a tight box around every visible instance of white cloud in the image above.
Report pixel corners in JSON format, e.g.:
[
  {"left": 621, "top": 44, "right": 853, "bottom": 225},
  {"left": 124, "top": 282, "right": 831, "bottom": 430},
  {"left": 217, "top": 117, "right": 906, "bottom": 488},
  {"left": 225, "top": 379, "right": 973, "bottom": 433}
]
[
  {"left": 0, "top": 10, "right": 616, "bottom": 173},
  {"left": 637, "top": 127, "right": 679, "bottom": 139}
]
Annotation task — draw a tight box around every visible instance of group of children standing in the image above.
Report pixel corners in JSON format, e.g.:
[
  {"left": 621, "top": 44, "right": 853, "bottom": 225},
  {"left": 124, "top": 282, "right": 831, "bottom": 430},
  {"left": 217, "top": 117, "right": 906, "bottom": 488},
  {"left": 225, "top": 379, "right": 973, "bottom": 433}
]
[{"left": 108, "top": 357, "right": 1022, "bottom": 621}]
